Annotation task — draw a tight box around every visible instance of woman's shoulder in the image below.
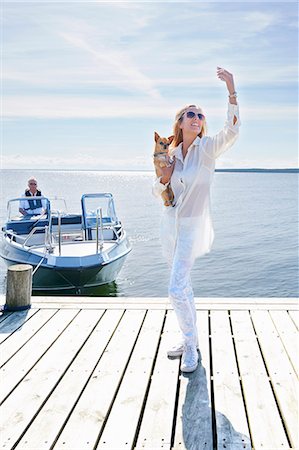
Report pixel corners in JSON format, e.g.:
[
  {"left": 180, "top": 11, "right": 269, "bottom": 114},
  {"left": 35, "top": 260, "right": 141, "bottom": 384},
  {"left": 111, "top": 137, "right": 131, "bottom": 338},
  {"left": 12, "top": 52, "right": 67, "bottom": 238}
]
[
  {"left": 200, "top": 136, "right": 214, "bottom": 161},
  {"left": 198, "top": 136, "right": 213, "bottom": 150},
  {"left": 201, "top": 135, "right": 212, "bottom": 142},
  {"left": 193, "top": 135, "right": 211, "bottom": 146}
]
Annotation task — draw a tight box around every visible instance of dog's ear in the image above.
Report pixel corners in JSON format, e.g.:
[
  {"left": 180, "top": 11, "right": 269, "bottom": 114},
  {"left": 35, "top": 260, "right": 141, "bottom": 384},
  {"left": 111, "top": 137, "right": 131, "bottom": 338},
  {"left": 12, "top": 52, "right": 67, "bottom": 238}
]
[
  {"left": 154, "top": 131, "right": 160, "bottom": 142},
  {"left": 168, "top": 135, "right": 174, "bottom": 144}
]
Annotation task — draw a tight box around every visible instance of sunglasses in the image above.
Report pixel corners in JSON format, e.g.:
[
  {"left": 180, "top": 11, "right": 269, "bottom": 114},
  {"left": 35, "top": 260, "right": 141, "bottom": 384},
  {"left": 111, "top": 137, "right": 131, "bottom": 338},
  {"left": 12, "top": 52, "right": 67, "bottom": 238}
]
[
  {"left": 29, "top": 183, "right": 37, "bottom": 186},
  {"left": 185, "top": 111, "right": 205, "bottom": 120}
]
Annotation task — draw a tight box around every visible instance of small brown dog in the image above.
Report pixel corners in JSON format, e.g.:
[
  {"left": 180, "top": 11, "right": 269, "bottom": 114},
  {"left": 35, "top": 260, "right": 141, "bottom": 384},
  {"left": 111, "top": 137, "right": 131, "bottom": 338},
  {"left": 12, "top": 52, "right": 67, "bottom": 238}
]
[{"left": 153, "top": 132, "right": 175, "bottom": 207}]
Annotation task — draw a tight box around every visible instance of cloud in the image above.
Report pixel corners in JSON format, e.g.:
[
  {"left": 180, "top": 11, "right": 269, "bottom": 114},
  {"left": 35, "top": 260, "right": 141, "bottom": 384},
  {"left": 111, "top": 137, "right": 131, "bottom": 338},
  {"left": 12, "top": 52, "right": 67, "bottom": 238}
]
[
  {"left": 1, "top": 152, "right": 152, "bottom": 171},
  {"left": 59, "top": 32, "right": 161, "bottom": 99},
  {"left": 2, "top": 2, "right": 297, "bottom": 172},
  {"left": 243, "top": 11, "right": 277, "bottom": 32},
  {"left": 3, "top": 95, "right": 297, "bottom": 120},
  {"left": 216, "top": 156, "right": 298, "bottom": 169},
  {"left": 3, "top": 2, "right": 297, "bottom": 92},
  {"left": 3, "top": 66, "right": 298, "bottom": 90},
  {"left": 4, "top": 2, "right": 161, "bottom": 99}
]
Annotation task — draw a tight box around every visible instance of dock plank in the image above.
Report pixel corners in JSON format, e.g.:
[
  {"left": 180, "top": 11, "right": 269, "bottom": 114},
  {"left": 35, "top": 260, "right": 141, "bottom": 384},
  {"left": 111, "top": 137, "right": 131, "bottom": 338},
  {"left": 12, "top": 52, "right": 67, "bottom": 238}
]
[
  {"left": 0, "top": 312, "right": 13, "bottom": 324},
  {"left": 251, "top": 310, "right": 298, "bottom": 448},
  {"left": 210, "top": 311, "right": 251, "bottom": 449},
  {"left": 231, "top": 311, "right": 290, "bottom": 449},
  {"left": 53, "top": 310, "right": 146, "bottom": 450},
  {"left": 270, "top": 310, "right": 299, "bottom": 377},
  {"left": 0, "top": 309, "right": 38, "bottom": 344},
  {"left": 28, "top": 296, "right": 299, "bottom": 306},
  {"left": 30, "top": 296, "right": 299, "bottom": 312},
  {"left": 96, "top": 309, "right": 165, "bottom": 449},
  {"left": 0, "top": 309, "right": 103, "bottom": 449},
  {"left": 0, "top": 309, "right": 78, "bottom": 403},
  {"left": 0, "top": 309, "right": 57, "bottom": 367},
  {"left": 0, "top": 298, "right": 297, "bottom": 450},
  {"left": 31, "top": 302, "right": 299, "bottom": 312},
  {"left": 288, "top": 310, "right": 298, "bottom": 330},
  {"left": 135, "top": 310, "right": 181, "bottom": 450},
  {"left": 173, "top": 310, "right": 213, "bottom": 450},
  {"left": 15, "top": 310, "right": 123, "bottom": 450}
]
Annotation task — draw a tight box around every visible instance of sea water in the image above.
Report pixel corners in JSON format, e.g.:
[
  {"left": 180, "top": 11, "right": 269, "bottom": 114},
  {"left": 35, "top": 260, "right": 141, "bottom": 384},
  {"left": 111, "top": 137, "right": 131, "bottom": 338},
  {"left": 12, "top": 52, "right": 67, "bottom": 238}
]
[{"left": 0, "top": 169, "right": 298, "bottom": 297}]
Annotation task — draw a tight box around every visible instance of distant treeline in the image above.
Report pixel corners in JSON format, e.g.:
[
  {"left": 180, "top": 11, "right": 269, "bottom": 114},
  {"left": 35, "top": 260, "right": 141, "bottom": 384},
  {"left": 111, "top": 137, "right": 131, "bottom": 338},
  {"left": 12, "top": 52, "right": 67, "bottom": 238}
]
[{"left": 215, "top": 168, "right": 299, "bottom": 173}]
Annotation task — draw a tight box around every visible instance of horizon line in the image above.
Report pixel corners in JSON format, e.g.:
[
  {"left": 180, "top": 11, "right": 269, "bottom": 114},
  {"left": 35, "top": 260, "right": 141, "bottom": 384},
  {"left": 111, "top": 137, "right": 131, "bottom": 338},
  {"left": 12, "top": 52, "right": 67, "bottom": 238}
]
[{"left": 1, "top": 168, "right": 299, "bottom": 173}]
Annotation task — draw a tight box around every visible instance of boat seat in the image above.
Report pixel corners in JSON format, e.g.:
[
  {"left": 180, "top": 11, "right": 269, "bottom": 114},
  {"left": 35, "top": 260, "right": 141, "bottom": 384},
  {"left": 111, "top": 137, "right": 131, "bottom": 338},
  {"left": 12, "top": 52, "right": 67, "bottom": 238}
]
[
  {"left": 4, "top": 220, "right": 49, "bottom": 235},
  {"left": 3, "top": 215, "right": 82, "bottom": 236},
  {"left": 51, "top": 215, "right": 82, "bottom": 226}
]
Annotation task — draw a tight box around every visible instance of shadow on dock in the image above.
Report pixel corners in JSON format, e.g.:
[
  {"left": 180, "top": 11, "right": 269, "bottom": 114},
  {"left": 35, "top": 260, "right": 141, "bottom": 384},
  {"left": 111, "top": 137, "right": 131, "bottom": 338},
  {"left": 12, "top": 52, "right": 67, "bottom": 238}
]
[
  {"left": 181, "top": 356, "right": 251, "bottom": 449},
  {"left": 0, "top": 309, "right": 30, "bottom": 333}
]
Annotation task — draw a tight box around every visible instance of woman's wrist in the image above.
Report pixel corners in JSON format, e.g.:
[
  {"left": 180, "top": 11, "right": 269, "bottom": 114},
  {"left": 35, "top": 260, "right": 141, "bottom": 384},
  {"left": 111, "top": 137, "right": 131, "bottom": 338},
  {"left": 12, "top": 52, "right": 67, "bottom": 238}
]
[
  {"left": 227, "top": 82, "right": 237, "bottom": 104},
  {"left": 229, "top": 96, "right": 238, "bottom": 105},
  {"left": 226, "top": 80, "right": 235, "bottom": 94}
]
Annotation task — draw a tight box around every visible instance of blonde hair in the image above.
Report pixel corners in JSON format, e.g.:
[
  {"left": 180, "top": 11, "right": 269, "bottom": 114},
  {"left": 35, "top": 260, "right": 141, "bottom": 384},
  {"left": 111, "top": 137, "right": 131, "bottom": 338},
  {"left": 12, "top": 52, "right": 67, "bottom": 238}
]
[{"left": 171, "top": 104, "right": 208, "bottom": 148}]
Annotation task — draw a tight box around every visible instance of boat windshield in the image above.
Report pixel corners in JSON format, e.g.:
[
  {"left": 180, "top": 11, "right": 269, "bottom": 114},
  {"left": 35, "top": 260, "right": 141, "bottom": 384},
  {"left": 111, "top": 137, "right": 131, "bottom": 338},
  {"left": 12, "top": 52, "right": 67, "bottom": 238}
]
[
  {"left": 49, "top": 197, "right": 68, "bottom": 216},
  {"left": 6, "top": 197, "right": 51, "bottom": 223},
  {"left": 81, "top": 193, "right": 117, "bottom": 230}
]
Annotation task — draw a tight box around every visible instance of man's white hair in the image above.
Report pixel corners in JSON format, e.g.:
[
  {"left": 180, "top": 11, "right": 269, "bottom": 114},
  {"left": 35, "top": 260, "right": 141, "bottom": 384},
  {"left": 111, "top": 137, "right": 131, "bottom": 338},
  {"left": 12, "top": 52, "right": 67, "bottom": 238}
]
[{"left": 27, "top": 176, "right": 37, "bottom": 184}]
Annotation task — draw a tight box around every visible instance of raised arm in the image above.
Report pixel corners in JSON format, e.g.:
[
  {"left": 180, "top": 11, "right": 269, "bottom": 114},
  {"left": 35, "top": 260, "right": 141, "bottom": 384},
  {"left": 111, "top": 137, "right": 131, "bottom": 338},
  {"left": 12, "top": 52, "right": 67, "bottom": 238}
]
[
  {"left": 208, "top": 67, "right": 241, "bottom": 159},
  {"left": 217, "top": 67, "right": 238, "bottom": 107}
]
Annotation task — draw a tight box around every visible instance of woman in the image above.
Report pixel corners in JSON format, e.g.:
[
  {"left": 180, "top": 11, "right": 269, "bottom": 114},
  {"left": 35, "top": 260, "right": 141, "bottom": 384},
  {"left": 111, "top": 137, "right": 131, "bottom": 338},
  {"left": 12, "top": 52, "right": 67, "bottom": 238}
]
[{"left": 152, "top": 67, "right": 241, "bottom": 373}]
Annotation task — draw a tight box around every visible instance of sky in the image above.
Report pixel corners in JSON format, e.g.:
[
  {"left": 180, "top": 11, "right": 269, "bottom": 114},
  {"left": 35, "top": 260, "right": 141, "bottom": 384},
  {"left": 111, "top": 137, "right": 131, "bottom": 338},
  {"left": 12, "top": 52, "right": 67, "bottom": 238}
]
[{"left": 1, "top": 1, "right": 298, "bottom": 170}]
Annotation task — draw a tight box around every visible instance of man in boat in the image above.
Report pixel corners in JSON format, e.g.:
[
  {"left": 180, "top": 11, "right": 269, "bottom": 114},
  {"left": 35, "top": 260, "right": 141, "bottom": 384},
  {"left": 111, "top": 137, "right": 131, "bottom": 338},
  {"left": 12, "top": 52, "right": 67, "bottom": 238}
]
[{"left": 19, "top": 177, "right": 46, "bottom": 216}]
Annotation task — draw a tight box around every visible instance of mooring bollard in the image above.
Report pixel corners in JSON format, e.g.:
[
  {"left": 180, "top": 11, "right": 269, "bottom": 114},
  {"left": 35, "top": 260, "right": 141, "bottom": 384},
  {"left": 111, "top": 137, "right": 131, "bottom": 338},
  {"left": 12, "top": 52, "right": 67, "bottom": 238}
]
[{"left": 5, "top": 264, "right": 33, "bottom": 311}]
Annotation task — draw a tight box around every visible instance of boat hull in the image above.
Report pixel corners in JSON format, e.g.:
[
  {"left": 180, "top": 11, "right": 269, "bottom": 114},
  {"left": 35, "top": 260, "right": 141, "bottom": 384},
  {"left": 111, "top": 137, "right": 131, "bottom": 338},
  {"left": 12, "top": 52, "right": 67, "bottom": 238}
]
[
  {"left": 31, "top": 254, "right": 127, "bottom": 291},
  {"left": 0, "top": 238, "right": 131, "bottom": 292}
]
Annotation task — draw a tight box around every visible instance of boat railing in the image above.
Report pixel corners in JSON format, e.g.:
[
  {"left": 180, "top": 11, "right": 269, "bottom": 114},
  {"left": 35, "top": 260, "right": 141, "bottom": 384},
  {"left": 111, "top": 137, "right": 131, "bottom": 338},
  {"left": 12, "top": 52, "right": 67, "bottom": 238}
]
[
  {"left": 4, "top": 224, "right": 51, "bottom": 248},
  {"left": 95, "top": 208, "right": 123, "bottom": 252},
  {"left": 57, "top": 211, "right": 62, "bottom": 256},
  {"left": 96, "top": 208, "right": 104, "bottom": 253},
  {"left": 94, "top": 212, "right": 123, "bottom": 251},
  {"left": 22, "top": 225, "right": 54, "bottom": 250},
  {"left": 5, "top": 229, "right": 25, "bottom": 244}
]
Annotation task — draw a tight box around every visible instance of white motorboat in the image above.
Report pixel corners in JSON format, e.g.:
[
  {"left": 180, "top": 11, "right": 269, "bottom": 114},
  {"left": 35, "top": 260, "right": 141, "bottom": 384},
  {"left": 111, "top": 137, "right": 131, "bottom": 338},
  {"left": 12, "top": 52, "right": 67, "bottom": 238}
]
[{"left": 0, "top": 193, "right": 131, "bottom": 293}]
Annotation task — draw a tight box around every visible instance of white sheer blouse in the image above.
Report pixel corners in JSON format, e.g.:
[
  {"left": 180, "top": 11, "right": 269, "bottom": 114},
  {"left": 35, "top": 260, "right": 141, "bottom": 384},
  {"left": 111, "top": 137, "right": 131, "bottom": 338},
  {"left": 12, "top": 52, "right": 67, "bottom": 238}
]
[{"left": 152, "top": 102, "right": 241, "bottom": 262}]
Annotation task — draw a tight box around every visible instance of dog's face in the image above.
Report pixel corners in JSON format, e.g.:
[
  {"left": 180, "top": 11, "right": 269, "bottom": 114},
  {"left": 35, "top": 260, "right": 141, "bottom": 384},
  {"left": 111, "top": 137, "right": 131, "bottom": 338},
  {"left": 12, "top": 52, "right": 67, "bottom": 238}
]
[{"left": 154, "top": 132, "right": 174, "bottom": 155}]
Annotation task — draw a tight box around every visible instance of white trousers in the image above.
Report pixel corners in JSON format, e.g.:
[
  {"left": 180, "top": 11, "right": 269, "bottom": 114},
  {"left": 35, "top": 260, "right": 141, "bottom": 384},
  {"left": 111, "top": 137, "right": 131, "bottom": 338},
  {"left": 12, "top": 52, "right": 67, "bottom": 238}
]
[
  {"left": 163, "top": 218, "right": 198, "bottom": 347},
  {"left": 168, "top": 256, "right": 198, "bottom": 346}
]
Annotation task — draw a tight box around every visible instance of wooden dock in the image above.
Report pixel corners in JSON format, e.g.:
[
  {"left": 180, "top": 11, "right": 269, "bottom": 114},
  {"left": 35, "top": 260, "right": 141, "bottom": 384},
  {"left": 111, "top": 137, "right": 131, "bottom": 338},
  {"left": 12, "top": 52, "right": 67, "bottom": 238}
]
[{"left": 0, "top": 297, "right": 298, "bottom": 450}]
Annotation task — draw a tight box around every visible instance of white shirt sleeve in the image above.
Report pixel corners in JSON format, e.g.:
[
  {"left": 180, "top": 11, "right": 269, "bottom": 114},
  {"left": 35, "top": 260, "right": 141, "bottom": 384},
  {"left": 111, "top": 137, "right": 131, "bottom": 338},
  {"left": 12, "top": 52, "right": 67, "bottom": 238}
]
[
  {"left": 152, "top": 176, "right": 168, "bottom": 198},
  {"left": 20, "top": 196, "right": 26, "bottom": 208},
  {"left": 41, "top": 198, "right": 47, "bottom": 210},
  {"left": 210, "top": 102, "right": 241, "bottom": 159}
]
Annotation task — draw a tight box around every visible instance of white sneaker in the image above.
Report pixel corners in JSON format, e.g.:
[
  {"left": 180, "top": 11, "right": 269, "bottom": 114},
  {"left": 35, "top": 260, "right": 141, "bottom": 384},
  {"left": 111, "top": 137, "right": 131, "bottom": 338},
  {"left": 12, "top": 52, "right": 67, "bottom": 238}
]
[
  {"left": 167, "top": 342, "right": 185, "bottom": 358},
  {"left": 167, "top": 341, "right": 199, "bottom": 358},
  {"left": 180, "top": 344, "right": 199, "bottom": 373}
]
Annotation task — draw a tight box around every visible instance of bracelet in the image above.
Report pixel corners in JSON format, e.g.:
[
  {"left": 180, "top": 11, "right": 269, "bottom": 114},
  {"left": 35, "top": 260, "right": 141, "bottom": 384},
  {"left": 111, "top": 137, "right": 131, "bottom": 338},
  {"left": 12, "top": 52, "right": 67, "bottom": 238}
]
[{"left": 228, "top": 91, "right": 237, "bottom": 98}]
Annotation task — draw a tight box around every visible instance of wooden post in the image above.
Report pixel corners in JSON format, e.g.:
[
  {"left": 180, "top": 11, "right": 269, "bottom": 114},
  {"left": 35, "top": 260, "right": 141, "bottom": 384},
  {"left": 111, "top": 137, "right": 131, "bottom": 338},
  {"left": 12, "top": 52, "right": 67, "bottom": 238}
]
[{"left": 5, "top": 264, "right": 33, "bottom": 311}]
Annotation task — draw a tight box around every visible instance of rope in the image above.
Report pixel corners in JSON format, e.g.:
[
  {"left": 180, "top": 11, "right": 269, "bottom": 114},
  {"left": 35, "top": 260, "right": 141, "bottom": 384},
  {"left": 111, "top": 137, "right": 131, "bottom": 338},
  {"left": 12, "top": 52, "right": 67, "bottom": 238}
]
[{"left": 32, "top": 248, "right": 49, "bottom": 275}]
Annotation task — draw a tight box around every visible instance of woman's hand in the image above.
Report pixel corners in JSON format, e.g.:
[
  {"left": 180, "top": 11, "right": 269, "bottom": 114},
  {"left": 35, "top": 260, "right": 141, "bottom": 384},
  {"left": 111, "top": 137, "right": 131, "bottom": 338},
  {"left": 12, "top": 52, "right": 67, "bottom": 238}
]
[
  {"left": 217, "top": 67, "right": 235, "bottom": 89},
  {"left": 159, "top": 158, "right": 176, "bottom": 185},
  {"left": 217, "top": 67, "right": 237, "bottom": 105}
]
